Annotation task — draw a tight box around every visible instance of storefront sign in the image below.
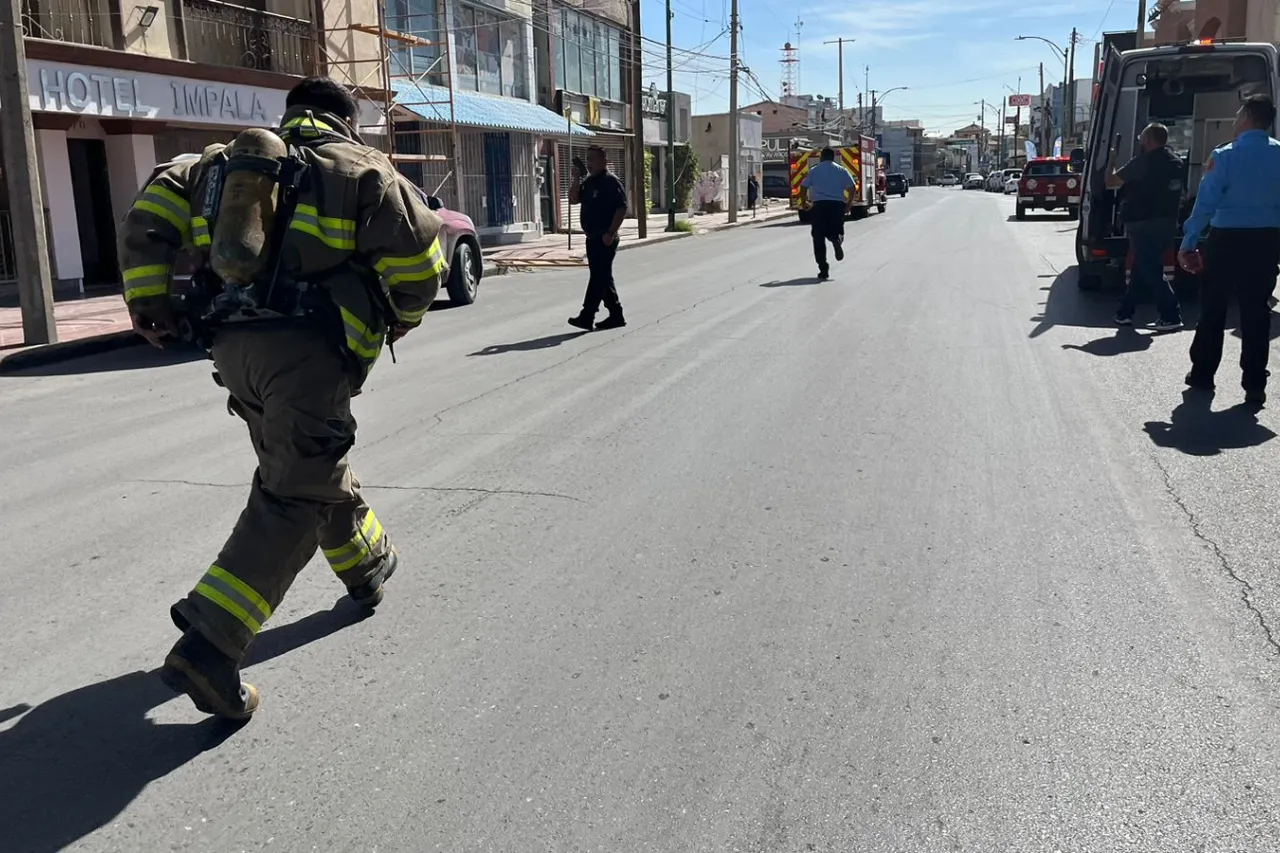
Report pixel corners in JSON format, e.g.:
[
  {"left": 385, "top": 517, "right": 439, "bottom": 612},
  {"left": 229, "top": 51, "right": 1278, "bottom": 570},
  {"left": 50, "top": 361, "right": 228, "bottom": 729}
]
[
  {"left": 27, "top": 60, "right": 288, "bottom": 127},
  {"left": 642, "top": 93, "right": 667, "bottom": 116}
]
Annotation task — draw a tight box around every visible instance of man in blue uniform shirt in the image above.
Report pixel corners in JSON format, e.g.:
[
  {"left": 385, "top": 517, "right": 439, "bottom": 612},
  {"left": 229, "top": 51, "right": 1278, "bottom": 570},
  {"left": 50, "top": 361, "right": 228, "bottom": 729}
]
[
  {"left": 799, "top": 148, "right": 855, "bottom": 280},
  {"left": 1179, "top": 94, "right": 1280, "bottom": 405}
]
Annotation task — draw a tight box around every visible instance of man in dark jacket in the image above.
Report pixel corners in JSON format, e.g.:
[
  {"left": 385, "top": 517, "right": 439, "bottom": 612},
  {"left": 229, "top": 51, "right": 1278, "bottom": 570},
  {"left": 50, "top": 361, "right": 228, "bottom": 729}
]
[
  {"left": 568, "top": 146, "right": 628, "bottom": 330},
  {"left": 1105, "top": 122, "right": 1186, "bottom": 330}
]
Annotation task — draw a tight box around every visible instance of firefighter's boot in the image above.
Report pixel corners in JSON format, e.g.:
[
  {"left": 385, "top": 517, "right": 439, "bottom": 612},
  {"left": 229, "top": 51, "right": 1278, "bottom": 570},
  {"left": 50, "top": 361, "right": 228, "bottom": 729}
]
[
  {"left": 160, "top": 629, "right": 259, "bottom": 721},
  {"left": 348, "top": 546, "right": 399, "bottom": 609}
]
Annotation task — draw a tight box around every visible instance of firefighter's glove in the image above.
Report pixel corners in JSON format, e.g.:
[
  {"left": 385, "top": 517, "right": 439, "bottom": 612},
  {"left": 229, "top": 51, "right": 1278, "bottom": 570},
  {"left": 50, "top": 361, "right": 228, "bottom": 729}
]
[
  {"left": 389, "top": 322, "right": 415, "bottom": 344},
  {"left": 131, "top": 305, "right": 178, "bottom": 349}
]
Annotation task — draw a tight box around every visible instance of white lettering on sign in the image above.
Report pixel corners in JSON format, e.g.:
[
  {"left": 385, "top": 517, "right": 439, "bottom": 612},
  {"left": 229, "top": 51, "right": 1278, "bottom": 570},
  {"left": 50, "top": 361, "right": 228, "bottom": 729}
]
[
  {"left": 642, "top": 94, "right": 667, "bottom": 115},
  {"left": 171, "top": 82, "right": 269, "bottom": 123},
  {"left": 39, "top": 68, "right": 154, "bottom": 115},
  {"left": 1007, "top": 93, "right": 1032, "bottom": 108}
]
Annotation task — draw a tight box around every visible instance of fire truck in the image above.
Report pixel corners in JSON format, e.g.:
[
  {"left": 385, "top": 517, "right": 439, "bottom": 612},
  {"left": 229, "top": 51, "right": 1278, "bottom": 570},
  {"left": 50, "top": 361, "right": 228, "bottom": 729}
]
[{"left": 789, "top": 136, "right": 887, "bottom": 223}]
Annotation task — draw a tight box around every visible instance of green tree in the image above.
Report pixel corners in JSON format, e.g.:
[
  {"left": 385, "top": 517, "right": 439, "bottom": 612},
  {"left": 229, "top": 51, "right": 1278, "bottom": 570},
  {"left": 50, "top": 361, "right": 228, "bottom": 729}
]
[{"left": 672, "top": 144, "right": 699, "bottom": 211}]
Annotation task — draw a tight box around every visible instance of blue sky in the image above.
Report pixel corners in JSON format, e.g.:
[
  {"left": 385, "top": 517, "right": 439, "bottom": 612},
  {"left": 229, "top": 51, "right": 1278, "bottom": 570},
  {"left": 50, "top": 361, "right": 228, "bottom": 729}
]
[{"left": 639, "top": 0, "right": 1141, "bottom": 134}]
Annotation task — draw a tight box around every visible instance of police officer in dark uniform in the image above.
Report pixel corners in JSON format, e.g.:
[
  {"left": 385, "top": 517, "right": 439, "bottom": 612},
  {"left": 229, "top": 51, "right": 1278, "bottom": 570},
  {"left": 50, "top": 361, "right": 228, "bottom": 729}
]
[
  {"left": 1179, "top": 94, "right": 1280, "bottom": 405},
  {"left": 568, "top": 146, "right": 628, "bottom": 331}
]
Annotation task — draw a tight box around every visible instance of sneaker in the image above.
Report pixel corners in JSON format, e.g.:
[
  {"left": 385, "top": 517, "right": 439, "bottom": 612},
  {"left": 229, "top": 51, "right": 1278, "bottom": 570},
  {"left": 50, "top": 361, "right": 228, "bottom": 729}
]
[
  {"left": 567, "top": 315, "right": 594, "bottom": 331},
  {"left": 1185, "top": 371, "right": 1215, "bottom": 391},
  {"left": 160, "top": 630, "right": 259, "bottom": 721},
  {"left": 1246, "top": 389, "right": 1267, "bottom": 405},
  {"left": 348, "top": 546, "right": 398, "bottom": 609},
  {"left": 817, "top": 270, "right": 830, "bottom": 281},
  {"left": 1114, "top": 313, "right": 1134, "bottom": 326},
  {"left": 594, "top": 314, "right": 627, "bottom": 330},
  {"left": 833, "top": 239, "right": 845, "bottom": 262},
  {"left": 1154, "top": 317, "right": 1184, "bottom": 332}
]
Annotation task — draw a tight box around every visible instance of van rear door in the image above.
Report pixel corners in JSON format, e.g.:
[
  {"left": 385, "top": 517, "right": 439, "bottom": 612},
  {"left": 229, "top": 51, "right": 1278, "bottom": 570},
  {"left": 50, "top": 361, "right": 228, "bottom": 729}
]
[{"left": 1080, "top": 44, "right": 1123, "bottom": 250}]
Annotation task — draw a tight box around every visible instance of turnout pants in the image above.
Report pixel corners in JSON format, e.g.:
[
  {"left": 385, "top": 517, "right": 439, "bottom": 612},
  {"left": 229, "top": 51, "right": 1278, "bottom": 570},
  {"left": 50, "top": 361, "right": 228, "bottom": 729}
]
[
  {"left": 1189, "top": 227, "right": 1280, "bottom": 392},
  {"left": 809, "top": 201, "right": 845, "bottom": 273},
  {"left": 171, "top": 322, "right": 392, "bottom": 661},
  {"left": 581, "top": 236, "right": 622, "bottom": 319}
]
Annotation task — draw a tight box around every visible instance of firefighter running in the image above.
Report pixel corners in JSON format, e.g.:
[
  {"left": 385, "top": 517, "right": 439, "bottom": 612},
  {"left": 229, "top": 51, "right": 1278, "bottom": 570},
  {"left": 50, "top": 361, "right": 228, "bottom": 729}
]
[{"left": 118, "top": 77, "right": 449, "bottom": 721}]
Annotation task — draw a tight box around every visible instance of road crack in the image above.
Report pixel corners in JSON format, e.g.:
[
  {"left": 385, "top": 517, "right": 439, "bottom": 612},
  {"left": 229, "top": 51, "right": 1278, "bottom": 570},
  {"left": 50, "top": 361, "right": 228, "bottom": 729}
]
[
  {"left": 128, "top": 479, "right": 584, "bottom": 503},
  {"left": 1151, "top": 452, "right": 1280, "bottom": 657}
]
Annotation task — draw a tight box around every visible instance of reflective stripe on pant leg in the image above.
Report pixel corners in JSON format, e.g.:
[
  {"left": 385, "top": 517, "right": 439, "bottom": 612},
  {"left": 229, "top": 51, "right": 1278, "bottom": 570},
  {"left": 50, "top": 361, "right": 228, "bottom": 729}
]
[
  {"left": 192, "top": 564, "right": 274, "bottom": 634},
  {"left": 322, "top": 508, "right": 384, "bottom": 574}
]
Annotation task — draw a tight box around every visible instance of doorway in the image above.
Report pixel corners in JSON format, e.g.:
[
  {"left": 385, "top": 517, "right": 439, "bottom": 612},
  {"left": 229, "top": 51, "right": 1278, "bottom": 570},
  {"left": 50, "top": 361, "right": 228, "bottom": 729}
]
[
  {"left": 67, "top": 138, "right": 119, "bottom": 288},
  {"left": 482, "top": 132, "right": 514, "bottom": 228}
]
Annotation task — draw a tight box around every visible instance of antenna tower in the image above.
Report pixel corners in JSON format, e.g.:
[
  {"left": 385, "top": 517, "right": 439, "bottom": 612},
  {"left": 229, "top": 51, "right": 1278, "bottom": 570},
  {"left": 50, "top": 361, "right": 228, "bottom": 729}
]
[{"left": 780, "top": 41, "right": 799, "bottom": 100}]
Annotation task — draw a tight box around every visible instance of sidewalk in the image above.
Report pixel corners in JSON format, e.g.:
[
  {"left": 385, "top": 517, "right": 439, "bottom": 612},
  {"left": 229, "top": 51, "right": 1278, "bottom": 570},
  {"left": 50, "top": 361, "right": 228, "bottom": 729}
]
[
  {"left": 0, "top": 294, "right": 138, "bottom": 372},
  {"left": 485, "top": 200, "right": 793, "bottom": 271}
]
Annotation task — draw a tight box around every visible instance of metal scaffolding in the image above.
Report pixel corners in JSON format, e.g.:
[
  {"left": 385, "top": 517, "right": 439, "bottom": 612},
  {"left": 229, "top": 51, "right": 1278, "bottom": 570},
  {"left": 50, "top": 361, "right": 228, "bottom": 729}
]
[{"left": 325, "top": 0, "right": 461, "bottom": 207}]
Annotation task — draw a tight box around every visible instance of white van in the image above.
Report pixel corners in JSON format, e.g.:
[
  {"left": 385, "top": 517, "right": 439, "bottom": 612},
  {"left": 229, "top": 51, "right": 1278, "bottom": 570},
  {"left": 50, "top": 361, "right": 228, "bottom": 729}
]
[{"left": 1077, "top": 39, "right": 1280, "bottom": 289}]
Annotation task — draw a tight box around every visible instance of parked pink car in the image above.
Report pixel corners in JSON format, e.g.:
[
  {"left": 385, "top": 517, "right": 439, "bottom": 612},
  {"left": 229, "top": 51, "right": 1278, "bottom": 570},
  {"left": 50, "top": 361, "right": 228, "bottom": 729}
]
[{"left": 423, "top": 194, "right": 482, "bottom": 306}]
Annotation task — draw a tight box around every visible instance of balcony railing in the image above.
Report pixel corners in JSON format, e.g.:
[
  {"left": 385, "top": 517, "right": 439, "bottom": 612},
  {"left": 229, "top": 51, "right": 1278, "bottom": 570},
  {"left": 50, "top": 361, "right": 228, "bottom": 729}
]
[
  {"left": 181, "top": 0, "right": 316, "bottom": 76},
  {"left": 21, "top": 0, "right": 119, "bottom": 48}
]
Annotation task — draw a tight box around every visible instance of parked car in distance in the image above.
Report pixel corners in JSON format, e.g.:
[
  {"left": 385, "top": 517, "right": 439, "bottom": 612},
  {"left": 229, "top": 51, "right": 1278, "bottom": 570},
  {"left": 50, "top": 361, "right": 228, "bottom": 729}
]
[
  {"left": 1004, "top": 170, "right": 1022, "bottom": 194},
  {"left": 1014, "top": 156, "right": 1080, "bottom": 221},
  {"left": 963, "top": 173, "right": 985, "bottom": 190},
  {"left": 424, "top": 195, "right": 483, "bottom": 305},
  {"left": 938, "top": 174, "right": 959, "bottom": 187},
  {"left": 985, "top": 172, "right": 1004, "bottom": 192},
  {"left": 885, "top": 173, "right": 909, "bottom": 197},
  {"left": 761, "top": 174, "right": 791, "bottom": 199}
]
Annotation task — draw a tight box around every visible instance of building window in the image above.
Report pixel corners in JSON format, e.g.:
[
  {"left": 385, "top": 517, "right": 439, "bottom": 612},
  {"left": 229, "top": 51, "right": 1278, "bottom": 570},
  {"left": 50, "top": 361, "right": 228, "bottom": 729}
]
[
  {"left": 454, "top": 3, "right": 528, "bottom": 99},
  {"left": 555, "top": 7, "right": 622, "bottom": 101},
  {"left": 387, "top": 0, "right": 443, "bottom": 80}
]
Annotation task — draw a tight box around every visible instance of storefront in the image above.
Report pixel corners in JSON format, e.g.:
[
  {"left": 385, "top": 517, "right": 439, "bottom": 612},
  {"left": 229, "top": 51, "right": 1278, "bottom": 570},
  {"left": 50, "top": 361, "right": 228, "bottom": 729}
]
[{"left": 2, "top": 59, "right": 381, "bottom": 295}]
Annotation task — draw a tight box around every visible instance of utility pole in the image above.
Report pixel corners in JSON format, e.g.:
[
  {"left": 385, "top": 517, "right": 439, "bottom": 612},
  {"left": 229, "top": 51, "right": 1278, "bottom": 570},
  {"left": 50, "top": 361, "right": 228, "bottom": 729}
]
[
  {"left": 1039, "top": 61, "right": 1047, "bottom": 155},
  {"left": 664, "top": 0, "right": 676, "bottom": 232},
  {"left": 999, "top": 102, "right": 1006, "bottom": 167},
  {"left": 630, "top": 0, "right": 647, "bottom": 239},
  {"left": 727, "top": 0, "right": 740, "bottom": 222},
  {"left": 1065, "top": 27, "right": 1077, "bottom": 149},
  {"left": 823, "top": 37, "right": 855, "bottom": 115},
  {"left": 870, "top": 90, "right": 877, "bottom": 141},
  {"left": 979, "top": 98, "right": 987, "bottom": 169},
  {"left": 1137, "top": 0, "right": 1147, "bottom": 43},
  {"left": 1012, "top": 74, "right": 1021, "bottom": 167},
  {"left": 0, "top": 0, "right": 57, "bottom": 345}
]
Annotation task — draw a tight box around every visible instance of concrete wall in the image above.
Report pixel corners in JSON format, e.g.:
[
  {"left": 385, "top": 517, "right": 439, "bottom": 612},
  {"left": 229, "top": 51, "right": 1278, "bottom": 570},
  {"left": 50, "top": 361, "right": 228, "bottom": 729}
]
[{"left": 741, "top": 100, "right": 809, "bottom": 134}]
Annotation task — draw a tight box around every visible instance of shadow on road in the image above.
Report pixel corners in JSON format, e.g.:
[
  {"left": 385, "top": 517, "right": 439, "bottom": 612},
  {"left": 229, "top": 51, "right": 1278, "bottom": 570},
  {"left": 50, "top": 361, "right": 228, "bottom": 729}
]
[
  {"left": 1143, "top": 390, "right": 1277, "bottom": 455},
  {"left": 759, "top": 218, "right": 802, "bottom": 229},
  {"left": 1, "top": 342, "right": 208, "bottom": 377},
  {"left": 1030, "top": 266, "right": 1204, "bottom": 338},
  {"left": 1061, "top": 328, "right": 1157, "bottom": 357},
  {"left": 0, "top": 600, "right": 370, "bottom": 853},
  {"left": 760, "top": 277, "right": 820, "bottom": 288},
  {"left": 469, "top": 330, "right": 588, "bottom": 356}
]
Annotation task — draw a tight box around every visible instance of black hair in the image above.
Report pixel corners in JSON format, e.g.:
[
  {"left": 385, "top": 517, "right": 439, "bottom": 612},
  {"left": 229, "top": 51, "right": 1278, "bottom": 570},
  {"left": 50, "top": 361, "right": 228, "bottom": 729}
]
[
  {"left": 1242, "top": 94, "right": 1277, "bottom": 131},
  {"left": 586, "top": 145, "right": 607, "bottom": 158},
  {"left": 286, "top": 77, "right": 358, "bottom": 121},
  {"left": 1143, "top": 122, "right": 1169, "bottom": 146},
  {"left": 820, "top": 147, "right": 836, "bottom": 161}
]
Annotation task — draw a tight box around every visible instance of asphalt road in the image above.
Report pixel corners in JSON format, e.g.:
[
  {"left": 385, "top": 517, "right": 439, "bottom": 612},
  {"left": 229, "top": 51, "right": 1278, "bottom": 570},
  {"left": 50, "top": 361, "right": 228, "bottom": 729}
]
[{"left": 3, "top": 188, "right": 1279, "bottom": 852}]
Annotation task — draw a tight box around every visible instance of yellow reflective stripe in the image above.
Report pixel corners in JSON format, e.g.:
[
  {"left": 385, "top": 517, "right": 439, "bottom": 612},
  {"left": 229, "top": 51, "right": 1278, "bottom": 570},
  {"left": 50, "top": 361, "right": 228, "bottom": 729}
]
[
  {"left": 192, "top": 215, "right": 211, "bottom": 247},
  {"left": 373, "top": 238, "right": 447, "bottom": 286},
  {"left": 289, "top": 205, "right": 357, "bottom": 251},
  {"left": 323, "top": 509, "right": 383, "bottom": 572},
  {"left": 338, "top": 306, "right": 382, "bottom": 361},
  {"left": 147, "top": 184, "right": 191, "bottom": 215},
  {"left": 394, "top": 303, "right": 428, "bottom": 325},
  {"left": 192, "top": 565, "right": 273, "bottom": 634},
  {"left": 122, "top": 264, "right": 171, "bottom": 302},
  {"left": 133, "top": 184, "right": 191, "bottom": 237},
  {"left": 281, "top": 115, "right": 334, "bottom": 136}
]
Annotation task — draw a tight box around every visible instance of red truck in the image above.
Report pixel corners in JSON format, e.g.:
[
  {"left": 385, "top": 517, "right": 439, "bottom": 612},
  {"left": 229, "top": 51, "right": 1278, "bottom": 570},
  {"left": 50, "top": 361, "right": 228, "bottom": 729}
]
[{"left": 1015, "top": 156, "right": 1082, "bottom": 220}]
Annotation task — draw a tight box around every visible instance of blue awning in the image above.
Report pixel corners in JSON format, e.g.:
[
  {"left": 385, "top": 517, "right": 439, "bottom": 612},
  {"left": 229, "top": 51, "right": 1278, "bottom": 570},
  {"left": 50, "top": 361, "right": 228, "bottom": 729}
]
[{"left": 388, "top": 79, "right": 595, "bottom": 137}]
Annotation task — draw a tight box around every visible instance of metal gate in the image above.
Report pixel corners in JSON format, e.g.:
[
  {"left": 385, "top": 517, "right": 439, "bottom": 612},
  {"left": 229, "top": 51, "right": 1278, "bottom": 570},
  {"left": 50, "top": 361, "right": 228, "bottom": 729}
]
[{"left": 556, "top": 137, "right": 628, "bottom": 231}]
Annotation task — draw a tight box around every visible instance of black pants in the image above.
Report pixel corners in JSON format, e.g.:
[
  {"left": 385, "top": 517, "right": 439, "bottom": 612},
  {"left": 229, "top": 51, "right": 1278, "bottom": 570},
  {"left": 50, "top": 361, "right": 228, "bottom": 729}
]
[
  {"left": 809, "top": 201, "right": 845, "bottom": 272},
  {"left": 581, "top": 235, "right": 621, "bottom": 319},
  {"left": 1189, "top": 228, "right": 1280, "bottom": 392}
]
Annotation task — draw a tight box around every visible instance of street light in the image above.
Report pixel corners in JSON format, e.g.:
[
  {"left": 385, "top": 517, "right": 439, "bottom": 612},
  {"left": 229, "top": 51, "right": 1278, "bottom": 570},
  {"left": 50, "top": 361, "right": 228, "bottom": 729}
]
[
  {"left": 1015, "top": 34, "right": 1067, "bottom": 69},
  {"left": 868, "top": 86, "right": 907, "bottom": 139}
]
